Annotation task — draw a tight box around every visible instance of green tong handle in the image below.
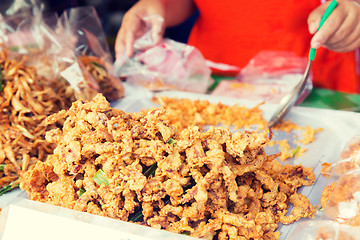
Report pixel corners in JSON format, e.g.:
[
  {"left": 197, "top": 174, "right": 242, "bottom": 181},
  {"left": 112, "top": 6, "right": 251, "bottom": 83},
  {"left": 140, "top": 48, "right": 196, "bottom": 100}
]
[{"left": 309, "top": 0, "right": 338, "bottom": 60}]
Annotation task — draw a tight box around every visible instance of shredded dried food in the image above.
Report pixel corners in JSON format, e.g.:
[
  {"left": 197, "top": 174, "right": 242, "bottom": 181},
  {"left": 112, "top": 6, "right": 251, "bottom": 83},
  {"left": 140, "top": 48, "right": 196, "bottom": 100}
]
[
  {"left": 0, "top": 48, "right": 75, "bottom": 193},
  {"left": 21, "top": 94, "right": 316, "bottom": 240}
]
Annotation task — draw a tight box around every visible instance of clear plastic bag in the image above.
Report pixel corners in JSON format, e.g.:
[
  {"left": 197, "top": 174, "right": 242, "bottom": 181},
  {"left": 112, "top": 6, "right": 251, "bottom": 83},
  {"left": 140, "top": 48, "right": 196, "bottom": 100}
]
[
  {"left": 331, "top": 133, "right": 360, "bottom": 176},
  {"left": 321, "top": 169, "right": 360, "bottom": 226},
  {"left": 114, "top": 15, "right": 213, "bottom": 93},
  {"left": 56, "top": 6, "right": 124, "bottom": 101},
  {"left": 211, "top": 51, "right": 313, "bottom": 104},
  {"left": 0, "top": 0, "right": 124, "bottom": 101},
  {"left": 0, "top": 0, "right": 67, "bottom": 79},
  {"left": 288, "top": 220, "right": 360, "bottom": 240}
]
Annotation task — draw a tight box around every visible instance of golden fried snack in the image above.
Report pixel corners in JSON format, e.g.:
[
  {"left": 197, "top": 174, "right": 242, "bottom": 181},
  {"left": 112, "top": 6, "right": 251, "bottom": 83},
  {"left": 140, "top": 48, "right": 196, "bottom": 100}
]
[
  {"left": 153, "top": 96, "right": 322, "bottom": 161},
  {"left": 320, "top": 181, "right": 337, "bottom": 209},
  {"left": 321, "top": 162, "right": 332, "bottom": 178},
  {"left": 21, "top": 94, "right": 316, "bottom": 240},
  {"left": 153, "top": 96, "right": 268, "bottom": 131},
  {"left": 0, "top": 48, "right": 75, "bottom": 192}
]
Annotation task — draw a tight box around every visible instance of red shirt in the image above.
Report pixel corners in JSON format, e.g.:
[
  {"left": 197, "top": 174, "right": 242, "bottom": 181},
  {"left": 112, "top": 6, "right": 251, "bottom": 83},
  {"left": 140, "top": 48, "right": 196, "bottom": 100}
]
[{"left": 188, "top": 0, "right": 360, "bottom": 93}]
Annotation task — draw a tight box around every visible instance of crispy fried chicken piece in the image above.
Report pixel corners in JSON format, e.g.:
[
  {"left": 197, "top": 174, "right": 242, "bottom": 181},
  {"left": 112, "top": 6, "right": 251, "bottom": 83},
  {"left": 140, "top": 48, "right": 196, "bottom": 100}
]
[{"left": 20, "top": 94, "right": 316, "bottom": 240}]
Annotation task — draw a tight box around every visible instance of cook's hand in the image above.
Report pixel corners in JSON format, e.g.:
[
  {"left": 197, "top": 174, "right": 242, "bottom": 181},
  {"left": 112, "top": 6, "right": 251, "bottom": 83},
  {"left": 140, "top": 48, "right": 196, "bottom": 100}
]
[
  {"left": 115, "top": 0, "right": 165, "bottom": 59},
  {"left": 308, "top": 0, "right": 360, "bottom": 52}
]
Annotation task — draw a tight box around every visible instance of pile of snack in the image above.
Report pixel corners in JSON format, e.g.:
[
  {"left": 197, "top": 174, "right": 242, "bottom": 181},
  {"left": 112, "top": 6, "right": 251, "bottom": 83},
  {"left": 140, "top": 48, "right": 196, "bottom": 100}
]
[
  {"left": 0, "top": 48, "right": 75, "bottom": 194},
  {"left": 153, "top": 96, "right": 322, "bottom": 161},
  {"left": 0, "top": 1, "right": 126, "bottom": 196},
  {"left": 20, "top": 94, "right": 317, "bottom": 240},
  {"left": 153, "top": 96, "right": 268, "bottom": 130}
]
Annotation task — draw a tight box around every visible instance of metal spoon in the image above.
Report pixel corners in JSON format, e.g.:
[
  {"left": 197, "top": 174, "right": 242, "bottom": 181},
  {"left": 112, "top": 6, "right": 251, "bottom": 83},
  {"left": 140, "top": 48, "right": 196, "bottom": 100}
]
[{"left": 268, "top": 0, "right": 338, "bottom": 128}]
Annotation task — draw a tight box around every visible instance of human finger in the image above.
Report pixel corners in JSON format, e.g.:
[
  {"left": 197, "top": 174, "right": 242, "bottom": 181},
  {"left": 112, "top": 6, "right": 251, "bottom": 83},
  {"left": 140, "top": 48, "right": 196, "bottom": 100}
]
[
  {"left": 325, "top": 23, "right": 360, "bottom": 52},
  {"left": 115, "top": 12, "right": 143, "bottom": 58},
  {"left": 308, "top": 3, "right": 328, "bottom": 34},
  {"left": 323, "top": 2, "right": 360, "bottom": 50},
  {"left": 310, "top": 9, "right": 345, "bottom": 49},
  {"left": 115, "top": 27, "right": 127, "bottom": 59},
  {"left": 147, "top": 15, "right": 165, "bottom": 44}
]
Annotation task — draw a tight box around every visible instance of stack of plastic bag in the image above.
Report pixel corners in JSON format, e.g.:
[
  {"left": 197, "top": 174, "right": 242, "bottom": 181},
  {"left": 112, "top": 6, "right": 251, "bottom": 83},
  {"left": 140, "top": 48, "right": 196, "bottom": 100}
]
[{"left": 0, "top": 0, "right": 124, "bottom": 101}]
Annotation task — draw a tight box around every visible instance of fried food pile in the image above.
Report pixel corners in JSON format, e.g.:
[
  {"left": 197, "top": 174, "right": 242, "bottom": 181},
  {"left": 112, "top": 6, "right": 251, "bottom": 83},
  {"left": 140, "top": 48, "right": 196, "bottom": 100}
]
[
  {"left": 153, "top": 96, "right": 322, "bottom": 161},
  {"left": 153, "top": 96, "right": 268, "bottom": 131},
  {"left": 0, "top": 49, "right": 75, "bottom": 192},
  {"left": 21, "top": 94, "right": 316, "bottom": 240}
]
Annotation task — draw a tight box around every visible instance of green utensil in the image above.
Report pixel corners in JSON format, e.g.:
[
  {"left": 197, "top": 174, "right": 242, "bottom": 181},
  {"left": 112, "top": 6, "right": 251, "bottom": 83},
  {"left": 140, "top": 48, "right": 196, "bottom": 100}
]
[{"left": 268, "top": 0, "right": 338, "bottom": 128}]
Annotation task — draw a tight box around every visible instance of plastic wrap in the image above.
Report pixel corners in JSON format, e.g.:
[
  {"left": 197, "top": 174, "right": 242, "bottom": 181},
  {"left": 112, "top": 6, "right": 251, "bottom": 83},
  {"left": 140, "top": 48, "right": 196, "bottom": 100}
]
[
  {"left": 211, "top": 51, "right": 313, "bottom": 104},
  {"left": 288, "top": 220, "right": 360, "bottom": 240},
  {"left": 318, "top": 133, "right": 360, "bottom": 211},
  {"left": 57, "top": 6, "right": 125, "bottom": 101},
  {"left": 321, "top": 169, "right": 360, "bottom": 226},
  {"left": 0, "top": 0, "right": 67, "bottom": 79},
  {"left": 0, "top": 0, "right": 124, "bottom": 101},
  {"left": 332, "top": 133, "right": 360, "bottom": 176},
  {"left": 114, "top": 16, "right": 213, "bottom": 93}
]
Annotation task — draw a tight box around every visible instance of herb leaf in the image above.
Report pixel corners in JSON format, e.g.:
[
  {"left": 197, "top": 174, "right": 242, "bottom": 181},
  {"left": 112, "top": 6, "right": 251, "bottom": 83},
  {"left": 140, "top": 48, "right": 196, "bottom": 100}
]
[
  {"left": 93, "top": 169, "right": 109, "bottom": 186},
  {"left": 0, "top": 181, "right": 19, "bottom": 196},
  {"left": 292, "top": 146, "right": 301, "bottom": 157},
  {"left": 144, "top": 163, "right": 157, "bottom": 178},
  {"left": 78, "top": 187, "right": 86, "bottom": 197},
  {"left": 90, "top": 61, "right": 107, "bottom": 72},
  {"left": 167, "top": 138, "right": 176, "bottom": 146},
  {"left": 128, "top": 207, "right": 143, "bottom": 222}
]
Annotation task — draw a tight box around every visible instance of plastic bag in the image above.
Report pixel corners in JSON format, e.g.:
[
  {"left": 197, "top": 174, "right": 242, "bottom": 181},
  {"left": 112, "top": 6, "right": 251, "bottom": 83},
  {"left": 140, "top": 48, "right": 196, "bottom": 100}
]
[
  {"left": 320, "top": 169, "right": 360, "bottom": 225},
  {"left": 288, "top": 220, "right": 360, "bottom": 240},
  {"left": 0, "top": 0, "right": 124, "bottom": 101},
  {"left": 331, "top": 133, "right": 360, "bottom": 176},
  {"left": 289, "top": 134, "right": 360, "bottom": 238},
  {"left": 114, "top": 15, "right": 213, "bottom": 93},
  {"left": 56, "top": 6, "right": 124, "bottom": 101},
  {"left": 0, "top": 0, "right": 68, "bottom": 79},
  {"left": 211, "top": 51, "right": 313, "bottom": 104}
]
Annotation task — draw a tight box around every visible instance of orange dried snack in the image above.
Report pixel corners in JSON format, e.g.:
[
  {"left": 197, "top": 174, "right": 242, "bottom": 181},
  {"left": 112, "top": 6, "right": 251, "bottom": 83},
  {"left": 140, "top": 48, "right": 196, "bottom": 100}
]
[
  {"left": 21, "top": 94, "right": 316, "bottom": 240},
  {"left": 153, "top": 96, "right": 321, "bottom": 162},
  {"left": 153, "top": 96, "right": 268, "bottom": 131},
  {"left": 0, "top": 48, "right": 75, "bottom": 189},
  {"left": 320, "top": 182, "right": 337, "bottom": 209},
  {"left": 321, "top": 162, "right": 332, "bottom": 178}
]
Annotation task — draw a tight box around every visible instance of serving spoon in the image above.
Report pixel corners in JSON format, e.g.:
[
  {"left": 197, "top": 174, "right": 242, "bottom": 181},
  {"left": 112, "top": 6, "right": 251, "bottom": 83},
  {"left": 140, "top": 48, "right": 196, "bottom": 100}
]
[{"left": 268, "top": 0, "right": 338, "bottom": 128}]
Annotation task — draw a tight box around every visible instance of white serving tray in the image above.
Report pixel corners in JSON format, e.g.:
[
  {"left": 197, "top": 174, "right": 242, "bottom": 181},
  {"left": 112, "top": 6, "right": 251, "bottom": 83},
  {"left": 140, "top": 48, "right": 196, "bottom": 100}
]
[{"left": 1, "top": 83, "right": 360, "bottom": 239}]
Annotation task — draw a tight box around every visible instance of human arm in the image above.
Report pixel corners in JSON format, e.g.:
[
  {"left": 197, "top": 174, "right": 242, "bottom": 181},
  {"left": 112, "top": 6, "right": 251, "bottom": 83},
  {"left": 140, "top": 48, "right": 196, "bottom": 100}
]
[
  {"left": 115, "top": 0, "right": 196, "bottom": 58},
  {"left": 308, "top": 0, "right": 360, "bottom": 52}
]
